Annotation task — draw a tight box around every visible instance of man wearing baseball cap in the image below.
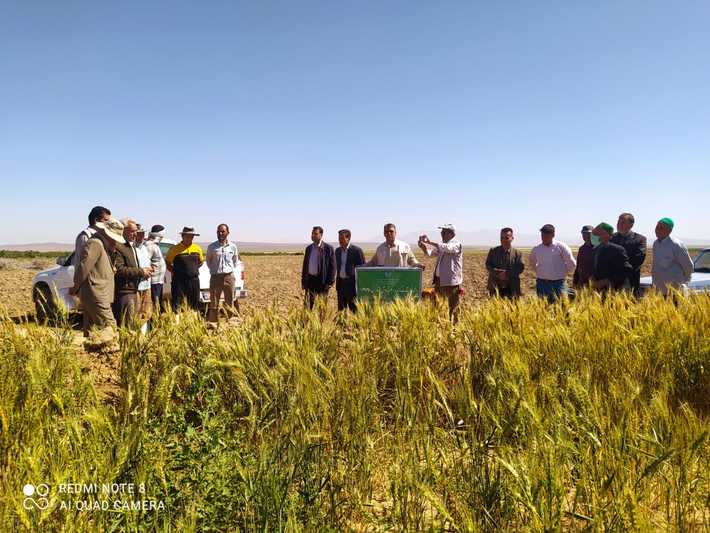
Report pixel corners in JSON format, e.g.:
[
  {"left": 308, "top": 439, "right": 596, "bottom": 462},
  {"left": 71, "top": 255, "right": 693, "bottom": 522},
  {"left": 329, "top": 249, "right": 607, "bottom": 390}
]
[
  {"left": 651, "top": 218, "right": 694, "bottom": 295},
  {"left": 165, "top": 226, "right": 205, "bottom": 311},
  {"left": 528, "top": 224, "right": 576, "bottom": 302},
  {"left": 418, "top": 224, "right": 463, "bottom": 320},
  {"left": 70, "top": 218, "right": 124, "bottom": 335},
  {"left": 573, "top": 225, "right": 595, "bottom": 289},
  {"left": 590, "top": 223, "right": 632, "bottom": 292}
]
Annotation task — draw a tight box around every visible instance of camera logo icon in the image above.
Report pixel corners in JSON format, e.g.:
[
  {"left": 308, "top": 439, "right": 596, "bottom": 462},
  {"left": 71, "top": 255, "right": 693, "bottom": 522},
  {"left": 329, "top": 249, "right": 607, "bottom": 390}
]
[{"left": 22, "top": 484, "right": 50, "bottom": 510}]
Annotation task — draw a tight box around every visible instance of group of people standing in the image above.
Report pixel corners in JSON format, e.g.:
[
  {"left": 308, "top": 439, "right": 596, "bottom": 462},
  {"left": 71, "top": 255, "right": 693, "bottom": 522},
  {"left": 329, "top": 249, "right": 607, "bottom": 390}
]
[
  {"left": 70, "top": 206, "right": 241, "bottom": 334},
  {"left": 69, "top": 205, "right": 696, "bottom": 335},
  {"left": 483, "top": 213, "right": 693, "bottom": 301},
  {"left": 484, "top": 213, "right": 694, "bottom": 300},
  {"left": 301, "top": 222, "right": 464, "bottom": 317},
  {"left": 301, "top": 212, "right": 696, "bottom": 317}
]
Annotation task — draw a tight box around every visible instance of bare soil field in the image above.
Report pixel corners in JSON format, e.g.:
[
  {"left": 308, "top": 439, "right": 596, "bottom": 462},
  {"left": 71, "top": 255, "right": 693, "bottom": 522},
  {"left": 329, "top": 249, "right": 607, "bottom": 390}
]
[{"left": 0, "top": 251, "right": 655, "bottom": 319}]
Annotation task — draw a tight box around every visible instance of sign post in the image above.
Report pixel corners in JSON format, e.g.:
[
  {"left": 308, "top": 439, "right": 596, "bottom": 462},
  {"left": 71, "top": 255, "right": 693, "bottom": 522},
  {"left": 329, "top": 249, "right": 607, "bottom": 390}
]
[{"left": 355, "top": 267, "right": 423, "bottom": 302}]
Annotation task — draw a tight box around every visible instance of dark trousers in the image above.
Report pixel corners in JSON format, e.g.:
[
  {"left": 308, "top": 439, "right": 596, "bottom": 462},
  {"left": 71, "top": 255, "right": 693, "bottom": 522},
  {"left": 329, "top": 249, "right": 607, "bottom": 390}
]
[
  {"left": 113, "top": 292, "right": 137, "bottom": 326},
  {"left": 492, "top": 286, "right": 515, "bottom": 299},
  {"left": 629, "top": 270, "right": 642, "bottom": 297},
  {"left": 305, "top": 275, "right": 329, "bottom": 310},
  {"left": 336, "top": 278, "right": 357, "bottom": 312},
  {"left": 151, "top": 283, "right": 164, "bottom": 313},
  {"left": 172, "top": 276, "right": 200, "bottom": 311}
]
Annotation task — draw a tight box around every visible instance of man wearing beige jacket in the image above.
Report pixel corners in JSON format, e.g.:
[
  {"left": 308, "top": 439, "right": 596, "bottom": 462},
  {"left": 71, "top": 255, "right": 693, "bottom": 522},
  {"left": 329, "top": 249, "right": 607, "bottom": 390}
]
[{"left": 71, "top": 218, "right": 124, "bottom": 335}]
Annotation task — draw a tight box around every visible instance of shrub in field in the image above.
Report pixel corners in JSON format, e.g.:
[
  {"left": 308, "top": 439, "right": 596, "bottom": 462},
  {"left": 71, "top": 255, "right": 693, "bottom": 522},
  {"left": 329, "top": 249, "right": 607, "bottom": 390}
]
[{"left": 0, "top": 294, "right": 708, "bottom": 531}]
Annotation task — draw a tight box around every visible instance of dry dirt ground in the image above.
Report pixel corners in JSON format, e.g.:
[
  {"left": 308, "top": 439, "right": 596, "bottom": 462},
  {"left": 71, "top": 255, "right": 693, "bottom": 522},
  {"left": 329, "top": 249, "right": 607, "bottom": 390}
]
[{"left": 1, "top": 251, "right": 655, "bottom": 318}]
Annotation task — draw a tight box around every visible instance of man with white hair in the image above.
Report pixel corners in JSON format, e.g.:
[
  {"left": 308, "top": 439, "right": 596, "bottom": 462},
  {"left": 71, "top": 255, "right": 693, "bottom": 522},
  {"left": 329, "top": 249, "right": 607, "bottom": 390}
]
[
  {"left": 418, "top": 224, "right": 463, "bottom": 319},
  {"left": 70, "top": 218, "right": 123, "bottom": 335},
  {"left": 112, "top": 219, "right": 152, "bottom": 325}
]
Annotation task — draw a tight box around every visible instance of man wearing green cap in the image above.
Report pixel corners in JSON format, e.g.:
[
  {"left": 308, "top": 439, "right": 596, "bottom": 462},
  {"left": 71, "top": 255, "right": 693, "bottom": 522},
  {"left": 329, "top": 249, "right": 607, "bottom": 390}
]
[
  {"left": 590, "top": 223, "right": 632, "bottom": 292},
  {"left": 651, "top": 218, "right": 693, "bottom": 295}
]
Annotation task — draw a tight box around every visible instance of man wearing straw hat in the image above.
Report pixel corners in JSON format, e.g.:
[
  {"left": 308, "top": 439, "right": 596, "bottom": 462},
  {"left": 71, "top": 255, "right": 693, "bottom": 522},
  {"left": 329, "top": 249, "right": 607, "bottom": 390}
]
[
  {"left": 70, "top": 218, "right": 124, "bottom": 335},
  {"left": 165, "top": 226, "right": 205, "bottom": 311},
  {"left": 651, "top": 218, "right": 694, "bottom": 295}
]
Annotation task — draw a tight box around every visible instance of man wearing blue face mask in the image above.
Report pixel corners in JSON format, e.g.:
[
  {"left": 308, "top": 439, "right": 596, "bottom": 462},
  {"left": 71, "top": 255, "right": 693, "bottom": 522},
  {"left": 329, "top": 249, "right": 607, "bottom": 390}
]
[
  {"left": 573, "top": 225, "right": 595, "bottom": 289},
  {"left": 590, "top": 223, "right": 632, "bottom": 292}
]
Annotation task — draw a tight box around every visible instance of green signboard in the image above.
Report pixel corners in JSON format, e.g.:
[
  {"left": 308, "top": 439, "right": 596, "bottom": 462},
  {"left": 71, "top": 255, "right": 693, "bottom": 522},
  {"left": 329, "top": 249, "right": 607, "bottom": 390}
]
[{"left": 355, "top": 267, "right": 423, "bottom": 302}]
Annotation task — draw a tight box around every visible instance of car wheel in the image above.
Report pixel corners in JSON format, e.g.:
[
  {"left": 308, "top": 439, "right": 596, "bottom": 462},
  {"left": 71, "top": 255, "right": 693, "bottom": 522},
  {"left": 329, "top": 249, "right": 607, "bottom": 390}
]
[{"left": 33, "top": 284, "right": 58, "bottom": 323}]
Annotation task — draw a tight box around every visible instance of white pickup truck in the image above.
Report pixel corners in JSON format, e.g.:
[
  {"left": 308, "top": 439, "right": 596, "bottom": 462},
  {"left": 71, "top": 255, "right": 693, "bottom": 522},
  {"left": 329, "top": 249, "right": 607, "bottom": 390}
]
[{"left": 32, "top": 238, "right": 247, "bottom": 319}]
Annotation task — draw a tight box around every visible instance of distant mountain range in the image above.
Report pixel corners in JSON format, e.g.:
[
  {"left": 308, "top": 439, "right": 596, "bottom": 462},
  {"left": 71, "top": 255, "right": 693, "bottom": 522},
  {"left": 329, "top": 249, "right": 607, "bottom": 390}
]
[
  {"left": 375, "top": 229, "right": 550, "bottom": 248},
  {"left": 2, "top": 234, "right": 709, "bottom": 253}
]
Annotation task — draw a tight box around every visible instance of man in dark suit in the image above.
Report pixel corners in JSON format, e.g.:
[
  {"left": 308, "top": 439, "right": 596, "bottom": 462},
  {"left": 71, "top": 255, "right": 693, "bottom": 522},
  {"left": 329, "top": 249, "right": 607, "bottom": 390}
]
[
  {"left": 112, "top": 219, "right": 152, "bottom": 325},
  {"left": 611, "top": 212, "right": 647, "bottom": 297},
  {"left": 335, "top": 229, "right": 366, "bottom": 312},
  {"left": 301, "top": 226, "right": 336, "bottom": 309}
]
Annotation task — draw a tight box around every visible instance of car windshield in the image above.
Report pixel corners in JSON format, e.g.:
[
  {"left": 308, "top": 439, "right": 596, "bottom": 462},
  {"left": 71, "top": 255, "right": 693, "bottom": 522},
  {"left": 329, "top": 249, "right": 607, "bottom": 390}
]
[{"left": 694, "top": 251, "right": 710, "bottom": 273}]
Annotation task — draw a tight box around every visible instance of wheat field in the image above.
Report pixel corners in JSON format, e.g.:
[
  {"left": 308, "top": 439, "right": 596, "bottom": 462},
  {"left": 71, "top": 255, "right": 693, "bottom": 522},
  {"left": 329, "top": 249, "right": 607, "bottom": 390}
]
[{"left": 1, "top": 284, "right": 708, "bottom": 531}]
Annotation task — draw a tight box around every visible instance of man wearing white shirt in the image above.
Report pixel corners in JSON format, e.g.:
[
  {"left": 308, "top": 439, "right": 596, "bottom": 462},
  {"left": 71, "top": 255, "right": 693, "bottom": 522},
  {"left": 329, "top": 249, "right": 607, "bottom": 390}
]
[
  {"left": 368, "top": 223, "right": 424, "bottom": 268},
  {"left": 651, "top": 217, "right": 693, "bottom": 295},
  {"left": 528, "top": 224, "right": 576, "bottom": 302},
  {"left": 134, "top": 224, "right": 154, "bottom": 322},
  {"left": 206, "top": 223, "right": 240, "bottom": 321},
  {"left": 418, "top": 224, "right": 463, "bottom": 319},
  {"left": 145, "top": 224, "right": 167, "bottom": 311}
]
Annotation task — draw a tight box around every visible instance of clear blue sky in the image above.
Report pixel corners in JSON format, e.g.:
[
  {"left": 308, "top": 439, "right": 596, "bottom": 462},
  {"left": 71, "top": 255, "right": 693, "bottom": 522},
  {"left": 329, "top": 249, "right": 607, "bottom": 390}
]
[{"left": 1, "top": 1, "right": 708, "bottom": 245}]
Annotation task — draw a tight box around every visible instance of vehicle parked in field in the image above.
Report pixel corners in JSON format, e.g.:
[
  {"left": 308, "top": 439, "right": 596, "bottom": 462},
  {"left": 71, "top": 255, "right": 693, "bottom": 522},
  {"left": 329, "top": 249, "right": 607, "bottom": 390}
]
[
  {"left": 639, "top": 248, "right": 710, "bottom": 294},
  {"left": 32, "top": 239, "right": 247, "bottom": 319}
]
